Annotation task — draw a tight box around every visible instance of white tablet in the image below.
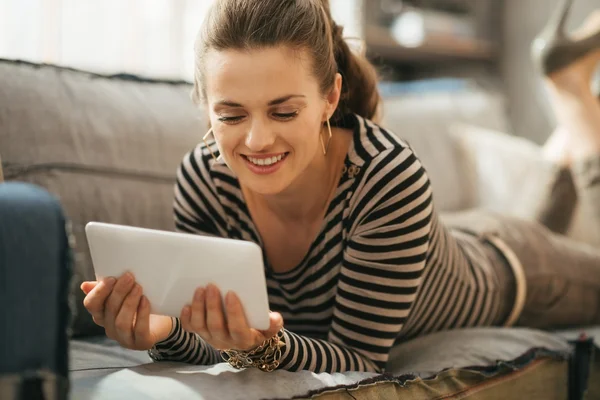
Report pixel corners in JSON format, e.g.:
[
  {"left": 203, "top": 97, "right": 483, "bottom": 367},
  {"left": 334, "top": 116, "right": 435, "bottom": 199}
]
[{"left": 85, "top": 222, "right": 271, "bottom": 330}]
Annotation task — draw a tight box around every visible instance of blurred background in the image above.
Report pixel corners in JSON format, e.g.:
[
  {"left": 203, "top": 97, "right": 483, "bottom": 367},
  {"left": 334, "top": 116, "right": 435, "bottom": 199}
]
[
  {"left": 3, "top": 0, "right": 600, "bottom": 340},
  {"left": 1, "top": 0, "right": 599, "bottom": 144}
]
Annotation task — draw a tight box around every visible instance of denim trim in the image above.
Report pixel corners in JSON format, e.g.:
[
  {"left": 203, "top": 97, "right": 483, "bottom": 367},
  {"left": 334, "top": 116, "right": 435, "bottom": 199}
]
[{"left": 266, "top": 347, "right": 571, "bottom": 400}]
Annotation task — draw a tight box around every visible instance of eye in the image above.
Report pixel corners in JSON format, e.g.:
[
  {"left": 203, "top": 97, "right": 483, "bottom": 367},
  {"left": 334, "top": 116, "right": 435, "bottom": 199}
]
[
  {"left": 272, "top": 111, "right": 299, "bottom": 121},
  {"left": 218, "top": 116, "right": 244, "bottom": 124}
]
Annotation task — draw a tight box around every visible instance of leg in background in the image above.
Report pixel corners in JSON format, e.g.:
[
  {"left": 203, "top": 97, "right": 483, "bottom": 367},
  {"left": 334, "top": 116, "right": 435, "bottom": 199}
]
[
  {"left": 446, "top": 210, "right": 600, "bottom": 330},
  {"left": 0, "top": 182, "right": 73, "bottom": 399},
  {"left": 539, "top": 10, "right": 600, "bottom": 245}
]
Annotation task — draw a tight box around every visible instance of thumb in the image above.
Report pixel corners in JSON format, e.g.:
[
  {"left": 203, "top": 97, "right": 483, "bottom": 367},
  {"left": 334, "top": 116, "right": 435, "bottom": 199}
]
[{"left": 261, "top": 312, "right": 284, "bottom": 338}]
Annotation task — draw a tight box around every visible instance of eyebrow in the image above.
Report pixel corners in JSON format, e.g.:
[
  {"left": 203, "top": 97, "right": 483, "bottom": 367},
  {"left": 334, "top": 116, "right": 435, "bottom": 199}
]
[{"left": 215, "top": 94, "right": 306, "bottom": 108}]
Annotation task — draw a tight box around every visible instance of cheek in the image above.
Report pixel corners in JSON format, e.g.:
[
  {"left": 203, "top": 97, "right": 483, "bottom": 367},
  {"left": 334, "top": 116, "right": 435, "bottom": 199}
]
[
  {"left": 213, "top": 128, "right": 241, "bottom": 154},
  {"left": 288, "top": 115, "right": 322, "bottom": 150}
]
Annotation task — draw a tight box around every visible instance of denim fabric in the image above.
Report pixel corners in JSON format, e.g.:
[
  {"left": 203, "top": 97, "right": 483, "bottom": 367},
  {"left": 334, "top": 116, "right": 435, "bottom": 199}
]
[
  {"left": 295, "top": 344, "right": 600, "bottom": 400},
  {"left": 292, "top": 348, "right": 573, "bottom": 400},
  {"left": 0, "top": 182, "right": 72, "bottom": 399}
]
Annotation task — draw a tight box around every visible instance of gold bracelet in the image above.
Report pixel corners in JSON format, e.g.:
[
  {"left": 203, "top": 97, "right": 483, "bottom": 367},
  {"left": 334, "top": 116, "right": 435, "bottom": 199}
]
[{"left": 221, "top": 329, "right": 285, "bottom": 372}]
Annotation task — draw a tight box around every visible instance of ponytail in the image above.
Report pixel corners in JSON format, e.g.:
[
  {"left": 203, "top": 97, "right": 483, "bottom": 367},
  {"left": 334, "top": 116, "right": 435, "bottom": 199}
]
[{"left": 330, "top": 21, "right": 381, "bottom": 123}]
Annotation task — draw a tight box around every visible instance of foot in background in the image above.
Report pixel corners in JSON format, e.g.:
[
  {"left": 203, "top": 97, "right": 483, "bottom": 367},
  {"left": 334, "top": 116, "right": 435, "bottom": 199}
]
[
  {"left": 535, "top": 3, "right": 600, "bottom": 245},
  {"left": 532, "top": 0, "right": 600, "bottom": 79}
]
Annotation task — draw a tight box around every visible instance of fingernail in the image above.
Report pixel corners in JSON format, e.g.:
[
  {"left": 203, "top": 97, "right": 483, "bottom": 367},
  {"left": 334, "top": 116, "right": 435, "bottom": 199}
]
[
  {"left": 123, "top": 273, "right": 133, "bottom": 284},
  {"left": 195, "top": 288, "right": 204, "bottom": 301},
  {"left": 207, "top": 285, "right": 217, "bottom": 298},
  {"left": 133, "top": 284, "right": 141, "bottom": 295},
  {"left": 106, "top": 277, "right": 116, "bottom": 287},
  {"left": 226, "top": 291, "right": 235, "bottom": 306},
  {"left": 182, "top": 306, "right": 190, "bottom": 316}
]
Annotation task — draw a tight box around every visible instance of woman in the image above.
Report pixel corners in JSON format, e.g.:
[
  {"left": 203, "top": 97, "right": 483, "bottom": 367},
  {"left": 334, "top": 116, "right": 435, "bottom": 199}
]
[{"left": 82, "top": 0, "right": 600, "bottom": 373}]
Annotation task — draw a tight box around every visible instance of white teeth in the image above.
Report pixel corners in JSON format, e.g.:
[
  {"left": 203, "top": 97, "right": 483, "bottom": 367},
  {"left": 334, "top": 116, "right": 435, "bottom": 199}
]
[{"left": 247, "top": 154, "right": 285, "bottom": 166}]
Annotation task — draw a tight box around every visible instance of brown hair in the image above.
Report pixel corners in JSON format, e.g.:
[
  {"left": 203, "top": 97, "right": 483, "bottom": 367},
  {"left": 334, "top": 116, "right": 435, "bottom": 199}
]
[{"left": 192, "top": 0, "right": 381, "bottom": 123}]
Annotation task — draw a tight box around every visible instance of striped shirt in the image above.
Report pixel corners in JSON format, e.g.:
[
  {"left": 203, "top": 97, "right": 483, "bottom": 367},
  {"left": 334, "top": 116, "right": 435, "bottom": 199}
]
[{"left": 150, "top": 114, "right": 510, "bottom": 373}]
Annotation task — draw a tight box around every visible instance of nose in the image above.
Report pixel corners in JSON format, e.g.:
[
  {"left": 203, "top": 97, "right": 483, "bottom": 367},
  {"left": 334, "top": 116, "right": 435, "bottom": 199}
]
[{"left": 245, "top": 117, "right": 276, "bottom": 152}]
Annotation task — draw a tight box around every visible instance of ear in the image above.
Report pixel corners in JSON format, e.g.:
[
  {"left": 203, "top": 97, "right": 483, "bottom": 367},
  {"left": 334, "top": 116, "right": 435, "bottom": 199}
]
[{"left": 324, "top": 73, "right": 342, "bottom": 119}]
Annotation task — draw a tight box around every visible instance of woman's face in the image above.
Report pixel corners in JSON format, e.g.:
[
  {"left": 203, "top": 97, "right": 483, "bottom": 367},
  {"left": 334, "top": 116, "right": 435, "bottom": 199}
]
[{"left": 203, "top": 46, "right": 341, "bottom": 195}]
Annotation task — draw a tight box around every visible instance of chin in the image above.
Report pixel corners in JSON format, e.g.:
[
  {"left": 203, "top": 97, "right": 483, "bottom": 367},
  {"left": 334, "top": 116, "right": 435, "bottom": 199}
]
[{"left": 241, "top": 175, "right": 292, "bottom": 196}]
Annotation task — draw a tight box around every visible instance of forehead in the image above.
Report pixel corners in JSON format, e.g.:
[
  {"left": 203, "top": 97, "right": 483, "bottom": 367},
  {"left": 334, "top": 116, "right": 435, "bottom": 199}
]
[{"left": 203, "top": 46, "right": 318, "bottom": 103}]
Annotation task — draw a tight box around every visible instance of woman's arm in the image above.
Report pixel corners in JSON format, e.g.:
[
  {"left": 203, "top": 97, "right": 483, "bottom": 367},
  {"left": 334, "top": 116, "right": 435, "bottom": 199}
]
[{"left": 150, "top": 317, "right": 222, "bottom": 364}]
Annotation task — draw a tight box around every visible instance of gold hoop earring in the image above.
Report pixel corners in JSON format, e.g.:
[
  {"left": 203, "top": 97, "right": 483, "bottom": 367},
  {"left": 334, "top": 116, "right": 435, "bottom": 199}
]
[
  {"left": 202, "top": 128, "right": 221, "bottom": 162},
  {"left": 320, "top": 119, "right": 332, "bottom": 156}
]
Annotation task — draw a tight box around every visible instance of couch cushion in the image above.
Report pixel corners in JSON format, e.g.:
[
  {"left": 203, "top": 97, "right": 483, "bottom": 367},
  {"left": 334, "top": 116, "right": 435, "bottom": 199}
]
[
  {"left": 69, "top": 326, "right": 600, "bottom": 400},
  {"left": 0, "top": 59, "right": 204, "bottom": 336},
  {"left": 380, "top": 85, "right": 510, "bottom": 213}
]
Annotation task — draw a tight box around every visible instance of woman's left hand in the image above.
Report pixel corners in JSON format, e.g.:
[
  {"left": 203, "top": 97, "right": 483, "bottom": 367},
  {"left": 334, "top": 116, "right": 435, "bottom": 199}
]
[{"left": 180, "top": 283, "right": 284, "bottom": 351}]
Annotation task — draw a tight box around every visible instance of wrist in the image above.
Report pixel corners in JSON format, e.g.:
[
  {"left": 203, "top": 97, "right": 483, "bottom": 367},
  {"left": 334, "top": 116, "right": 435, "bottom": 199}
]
[
  {"left": 221, "top": 328, "right": 285, "bottom": 372},
  {"left": 155, "top": 316, "right": 177, "bottom": 346}
]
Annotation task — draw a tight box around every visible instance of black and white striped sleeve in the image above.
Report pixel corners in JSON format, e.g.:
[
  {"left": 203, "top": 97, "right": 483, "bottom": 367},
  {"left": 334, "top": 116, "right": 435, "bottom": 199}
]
[{"left": 276, "top": 147, "right": 434, "bottom": 373}]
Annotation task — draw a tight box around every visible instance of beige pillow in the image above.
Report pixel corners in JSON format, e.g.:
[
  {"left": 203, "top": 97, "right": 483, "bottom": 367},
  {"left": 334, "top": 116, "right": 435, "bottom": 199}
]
[
  {"left": 448, "top": 122, "right": 548, "bottom": 215},
  {"left": 447, "top": 122, "right": 597, "bottom": 243}
]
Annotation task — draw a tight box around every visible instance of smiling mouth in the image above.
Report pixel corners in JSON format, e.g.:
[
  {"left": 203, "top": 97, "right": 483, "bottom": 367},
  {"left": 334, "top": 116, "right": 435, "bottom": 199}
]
[{"left": 242, "top": 153, "right": 289, "bottom": 166}]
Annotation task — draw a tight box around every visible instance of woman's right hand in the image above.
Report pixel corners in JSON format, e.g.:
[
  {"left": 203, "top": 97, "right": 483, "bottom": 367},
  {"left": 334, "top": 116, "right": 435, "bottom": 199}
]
[{"left": 81, "top": 272, "right": 173, "bottom": 351}]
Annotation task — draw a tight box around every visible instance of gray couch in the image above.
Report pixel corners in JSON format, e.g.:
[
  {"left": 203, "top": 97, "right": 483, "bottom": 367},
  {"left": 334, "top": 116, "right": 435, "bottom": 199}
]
[{"left": 1, "top": 59, "right": 599, "bottom": 399}]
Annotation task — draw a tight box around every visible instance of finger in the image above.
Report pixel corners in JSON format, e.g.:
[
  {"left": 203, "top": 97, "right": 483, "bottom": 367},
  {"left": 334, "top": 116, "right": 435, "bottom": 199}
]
[
  {"left": 82, "top": 278, "right": 117, "bottom": 325},
  {"left": 133, "top": 296, "right": 153, "bottom": 349},
  {"left": 190, "top": 287, "right": 208, "bottom": 337},
  {"left": 81, "top": 281, "right": 98, "bottom": 295},
  {"left": 225, "top": 291, "right": 253, "bottom": 350},
  {"left": 180, "top": 305, "right": 193, "bottom": 333},
  {"left": 104, "top": 272, "right": 136, "bottom": 336},
  {"left": 82, "top": 278, "right": 115, "bottom": 313},
  {"left": 114, "top": 283, "right": 143, "bottom": 347},
  {"left": 205, "top": 284, "right": 229, "bottom": 342}
]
